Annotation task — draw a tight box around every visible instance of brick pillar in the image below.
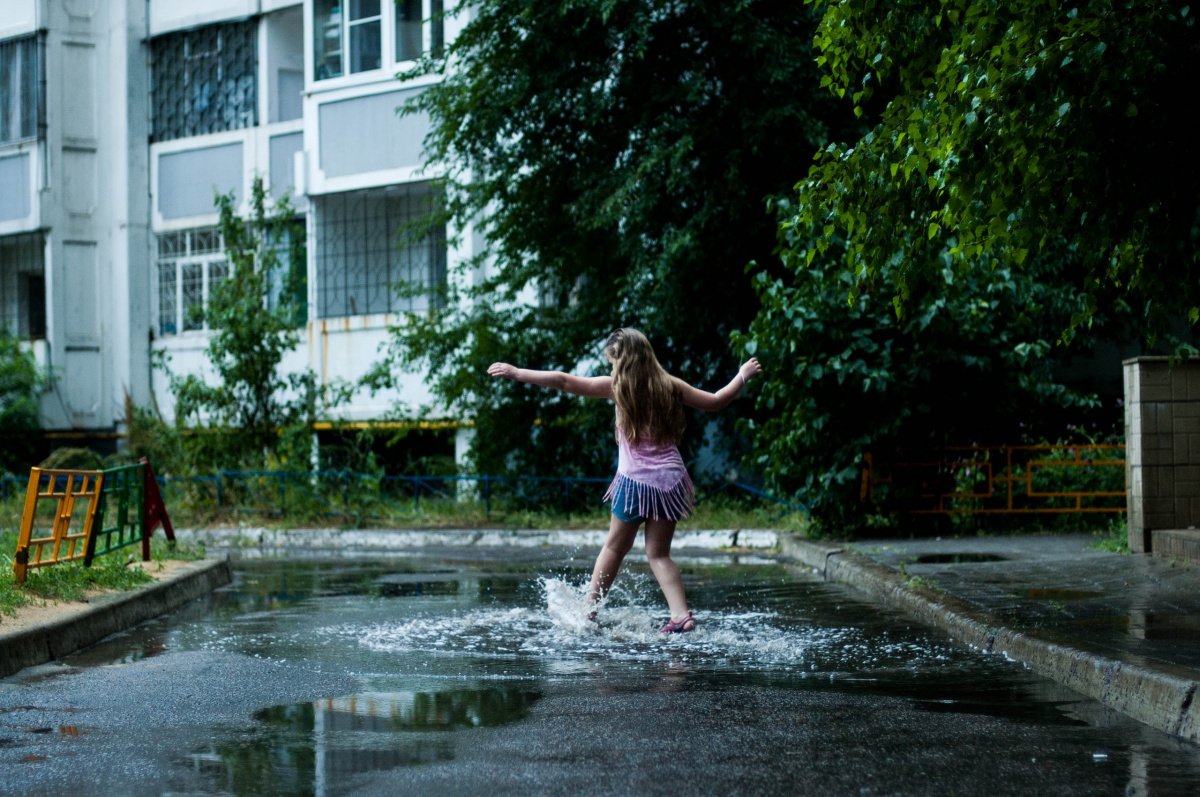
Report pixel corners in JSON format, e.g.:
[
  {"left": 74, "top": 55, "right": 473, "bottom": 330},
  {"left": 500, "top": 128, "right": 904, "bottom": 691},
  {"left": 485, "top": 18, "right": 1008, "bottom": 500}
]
[{"left": 1124, "top": 357, "right": 1200, "bottom": 553}]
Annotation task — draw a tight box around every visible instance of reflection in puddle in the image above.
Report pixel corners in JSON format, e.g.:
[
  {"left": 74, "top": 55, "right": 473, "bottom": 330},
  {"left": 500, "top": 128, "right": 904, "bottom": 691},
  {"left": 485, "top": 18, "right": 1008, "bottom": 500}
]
[
  {"left": 914, "top": 553, "right": 1008, "bottom": 564},
  {"left": 1023, "top": 588, "right": 1104, "bottom": 601},
  {"left": 194, "top": 687, "right": 538, "bottom": 796},
  {"left": 257, "top": 688, "right": 539, "bottom": 732},
  {"left": 1129, "top": 613, "right": 1200, "bottom": 641}
]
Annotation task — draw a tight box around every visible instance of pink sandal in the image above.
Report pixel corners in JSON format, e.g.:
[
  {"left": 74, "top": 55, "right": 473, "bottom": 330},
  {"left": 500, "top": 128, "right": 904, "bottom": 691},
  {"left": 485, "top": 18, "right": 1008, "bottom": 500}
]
[{"left": 659, "top": 611, "right": 695, "bottom": 633}]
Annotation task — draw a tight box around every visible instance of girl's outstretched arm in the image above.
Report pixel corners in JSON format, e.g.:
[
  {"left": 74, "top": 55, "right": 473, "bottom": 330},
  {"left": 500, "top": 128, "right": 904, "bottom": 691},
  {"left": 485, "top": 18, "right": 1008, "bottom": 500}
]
[
  {"left": 675, "top": 358, "right": 762, "bottom": 412},
  {"left": 487, "top": 363, "right": 614, "bottom": 399}
]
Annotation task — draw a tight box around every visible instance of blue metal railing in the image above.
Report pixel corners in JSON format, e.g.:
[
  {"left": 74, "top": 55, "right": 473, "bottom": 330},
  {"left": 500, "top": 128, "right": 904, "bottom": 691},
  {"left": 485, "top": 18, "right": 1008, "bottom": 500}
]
[{"left": 148, "top": 470, "right": 807, "bottom": 519}]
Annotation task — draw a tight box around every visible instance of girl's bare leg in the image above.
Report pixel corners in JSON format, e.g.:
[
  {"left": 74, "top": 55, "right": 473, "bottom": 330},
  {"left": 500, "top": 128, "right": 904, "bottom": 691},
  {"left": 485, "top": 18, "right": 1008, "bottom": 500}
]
[
  {"left": 644, "top": 519, "right": 691, "bottom": 622},
  {"left": 586, "top": 515, "right": 640, "bottom": 605}
]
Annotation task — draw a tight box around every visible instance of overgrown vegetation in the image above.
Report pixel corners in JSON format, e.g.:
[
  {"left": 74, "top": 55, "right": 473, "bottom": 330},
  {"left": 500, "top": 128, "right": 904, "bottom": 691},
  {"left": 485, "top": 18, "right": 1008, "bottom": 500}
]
[
  {"left": 159, "top": 177, "right": 334, "bottom": 475},
  {"left": 739, "top": 228, "right": 1136, "bottom": 528},
  {"left": 796, "top": 0, "right": 1199, "bottom": 348},
  {"left": 147, "top": 477, "right": 809, "bottom": 532},
  {"left": 0, "top": 523, "right": 205, "bottom": 621},
  {"left": 1092, "top": 516, "right": 1130, "bottom": 554},
  {"left": 735, "top": 0, "right": 1199, "bottom": 528},
  {"left": 0, "top": 329, "right": 43, "bottom": 474},
  {"left": 371, "top": 0, "right": 859, "bottom": 477}
]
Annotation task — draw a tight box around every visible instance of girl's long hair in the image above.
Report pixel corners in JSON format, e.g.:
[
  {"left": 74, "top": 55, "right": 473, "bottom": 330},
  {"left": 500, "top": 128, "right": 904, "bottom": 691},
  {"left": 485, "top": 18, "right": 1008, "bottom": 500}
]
[{"left": 604, "top": 328, "right": 684, "bottom": 445}]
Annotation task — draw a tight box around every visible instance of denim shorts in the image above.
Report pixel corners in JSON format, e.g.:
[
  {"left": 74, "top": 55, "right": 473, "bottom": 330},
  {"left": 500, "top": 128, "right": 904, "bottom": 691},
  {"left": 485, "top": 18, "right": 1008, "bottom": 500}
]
[{"left": 608, "top": 478, "right": 647, "bottom": 524}]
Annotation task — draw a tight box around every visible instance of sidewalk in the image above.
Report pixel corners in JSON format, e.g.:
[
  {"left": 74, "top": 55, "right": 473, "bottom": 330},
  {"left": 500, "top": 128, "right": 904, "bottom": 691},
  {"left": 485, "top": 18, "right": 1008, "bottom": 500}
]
[
  {"left": 782, "top": 532, "right": 1200, "bottom": 743},
  {"left": 852, "top": 534, "right": 1200, "bottom": 672},
  {"left": 0, "top": 559, "right": 231, "bottom": 679}
]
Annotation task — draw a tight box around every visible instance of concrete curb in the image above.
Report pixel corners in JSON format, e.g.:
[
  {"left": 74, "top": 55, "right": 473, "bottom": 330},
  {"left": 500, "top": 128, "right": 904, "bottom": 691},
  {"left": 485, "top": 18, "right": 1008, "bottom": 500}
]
[
  {"left": 0, "top": 558, "right": 233, "bottom": 680},
  {"left": 782, "top": 535, "right": 1200, "bottom": 744}
]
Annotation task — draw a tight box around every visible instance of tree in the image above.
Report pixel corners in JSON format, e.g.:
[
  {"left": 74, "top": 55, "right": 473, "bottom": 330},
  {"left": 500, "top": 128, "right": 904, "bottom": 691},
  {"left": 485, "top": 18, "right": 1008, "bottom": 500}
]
[
  {"left": 0, "top": 330, "right": 42, "bottom": 474},
  {"left": 738, "top": 215, "right": 1135, "bottom": 527},
  {"left": 167, "top": 178, "right": 320, "bottom": 470},
  {"left": 795, "top": 0, "right": 1199, "bottom": 346},
  {"left": 371, "top": 0, "right": 858, "bottom": 476}
]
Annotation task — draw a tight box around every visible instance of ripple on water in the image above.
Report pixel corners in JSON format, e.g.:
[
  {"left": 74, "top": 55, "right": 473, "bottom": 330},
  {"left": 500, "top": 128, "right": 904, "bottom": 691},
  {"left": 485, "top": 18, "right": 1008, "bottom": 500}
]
[{"left": 323, "top": 578, "right": 955, "bottom": 677}]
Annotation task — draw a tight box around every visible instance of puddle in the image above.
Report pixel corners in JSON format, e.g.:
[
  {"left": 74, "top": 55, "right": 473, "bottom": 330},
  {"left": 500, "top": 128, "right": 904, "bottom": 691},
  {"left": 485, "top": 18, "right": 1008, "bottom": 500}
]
[
  {"left": 1022, "top": 589, "right": 1104, "bottom": 601},
  {"left": 185, "top": 687, "right": 538, "bottom": 793},
  {"left": 16, "top": 557, "right": 1200, "bottom": 796},
  {"left": 914, "top": 553, "right": 1008, "bottom": 564},
  {"left": 255, "top": 687, "right": 539, "bottom": 733},
  {"left": 1129, "top": 614, "right": 1200, "bottom": 641}
]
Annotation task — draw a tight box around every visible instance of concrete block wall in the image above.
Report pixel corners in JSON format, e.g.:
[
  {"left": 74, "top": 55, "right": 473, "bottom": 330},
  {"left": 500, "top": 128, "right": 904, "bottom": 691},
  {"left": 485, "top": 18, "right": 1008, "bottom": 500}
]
[{"left": 1124, "top": 357, "right": 1200, "bottom": 552}]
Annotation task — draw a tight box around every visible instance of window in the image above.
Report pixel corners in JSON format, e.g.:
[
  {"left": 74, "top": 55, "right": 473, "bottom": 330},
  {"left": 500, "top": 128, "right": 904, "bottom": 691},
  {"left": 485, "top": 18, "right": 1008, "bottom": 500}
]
[
  {"left": 264, "top": 223, "right": 308, "bottom": 327},
  {"left": 314, "top": 0, "right": 444, "bottom": 80},
  {"left": 0, "top": 232, "right": 45, "bottom": 338},
  {"left": 348, "top": 0, "right": 383, "bottom": 73},
  {"left": 315, "top": 185, "right": 445, "bottom": 318},
  {"left": 313, "top": 0, "right": 344, "bottom": 80},
  {"left": 0, "top": 34, "right": 44, "bottom": 145},
  {"left": 395, "top": 0, "right": 422, "bottom": 62},
  {"left": 155, "top": 228, "right": 228, "bottom": 335},
  {"left": 151, "top": 21, "right": 257, "bottom": 143}
]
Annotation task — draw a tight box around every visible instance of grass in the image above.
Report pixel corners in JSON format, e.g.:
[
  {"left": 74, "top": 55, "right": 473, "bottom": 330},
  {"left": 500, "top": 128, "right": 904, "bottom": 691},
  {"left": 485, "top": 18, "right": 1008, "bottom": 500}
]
[
  {"left": 904, "top": 575, "right": 942, "bottom": 592},
  {"left": 1090, "top": 516, "right": 1130, "bottom": 554},
  {"left": 0, "top": 519, "right": 207, "bottom": 623},
  {"left": 154, "top": 490, "right": 811, "bottom": 534}
]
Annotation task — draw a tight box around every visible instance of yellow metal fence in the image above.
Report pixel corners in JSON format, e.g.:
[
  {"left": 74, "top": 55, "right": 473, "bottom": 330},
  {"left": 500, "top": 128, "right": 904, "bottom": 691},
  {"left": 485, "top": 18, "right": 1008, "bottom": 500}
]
[
  {"left": 13, "top": 469, "right": 106, "bottom": 583},
  {"left": 861, "top": 445, "right": 1126, "bottom": 515}
]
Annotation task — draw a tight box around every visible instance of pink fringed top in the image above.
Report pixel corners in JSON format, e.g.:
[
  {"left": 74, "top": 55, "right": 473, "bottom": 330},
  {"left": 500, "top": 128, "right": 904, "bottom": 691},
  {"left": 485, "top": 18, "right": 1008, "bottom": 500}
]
[{"left": 602, "top": 414, "right": 695, "bottom": 520}]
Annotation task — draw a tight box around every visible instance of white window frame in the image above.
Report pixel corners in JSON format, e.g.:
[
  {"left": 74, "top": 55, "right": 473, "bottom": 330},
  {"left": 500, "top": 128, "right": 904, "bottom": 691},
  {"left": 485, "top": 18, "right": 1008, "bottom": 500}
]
[
  {"left": 347, "top": 0, "right": 383, "bottom": 74},
  {"left": 155, "top": 228, "right": 229, "bottom": 337},
  {"left": 311, "top": 0, "right": 443, "bottom": 84}
]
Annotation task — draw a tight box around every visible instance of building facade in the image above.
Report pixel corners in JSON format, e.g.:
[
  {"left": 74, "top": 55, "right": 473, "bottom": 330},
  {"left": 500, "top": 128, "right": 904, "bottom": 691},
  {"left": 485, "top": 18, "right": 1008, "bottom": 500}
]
[{"left": 0, "top": 0, "right": 473, "bottom": 458}]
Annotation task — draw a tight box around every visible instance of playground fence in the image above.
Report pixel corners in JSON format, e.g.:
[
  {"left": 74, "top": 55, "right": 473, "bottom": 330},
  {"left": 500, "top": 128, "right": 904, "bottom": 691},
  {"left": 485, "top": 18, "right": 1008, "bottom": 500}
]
[{"left": 150, "top": 471, "right": 806, "bottom": 520}]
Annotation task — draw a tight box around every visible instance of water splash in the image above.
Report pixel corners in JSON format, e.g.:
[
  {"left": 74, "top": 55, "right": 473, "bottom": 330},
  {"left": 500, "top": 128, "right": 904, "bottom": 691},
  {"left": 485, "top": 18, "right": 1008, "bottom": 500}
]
[{"left": 326, "top": 576, "right": 953, "bottom": 677}]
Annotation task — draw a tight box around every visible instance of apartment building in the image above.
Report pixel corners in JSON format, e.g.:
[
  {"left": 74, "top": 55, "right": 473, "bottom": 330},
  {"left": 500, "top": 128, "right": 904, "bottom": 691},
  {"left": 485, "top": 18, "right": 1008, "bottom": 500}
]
[{"left": 0, "top": 0, "right": 473, "bottom": 459}]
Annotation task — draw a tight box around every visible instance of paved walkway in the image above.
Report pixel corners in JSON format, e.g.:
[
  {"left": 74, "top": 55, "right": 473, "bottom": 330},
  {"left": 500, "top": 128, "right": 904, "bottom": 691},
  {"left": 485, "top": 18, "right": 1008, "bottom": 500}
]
[{"left": 850, "top": 534, "right": 1200, "bottom": 672}]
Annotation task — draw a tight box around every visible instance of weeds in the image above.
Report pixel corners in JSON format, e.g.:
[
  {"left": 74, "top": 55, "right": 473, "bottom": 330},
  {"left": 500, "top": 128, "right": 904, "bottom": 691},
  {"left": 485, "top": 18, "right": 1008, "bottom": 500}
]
[
  {"left": 0, "top": 554, "right": 154, "bottom": 619},
  {"left": 0, "top": 513, "right": 204, "bottom": 622},
  {"left": 905, "top": 575, "right": 941, "bottom": 592},
  {"left": 149, "top": 489, "right": 811, "bottom": 533},
  {"left": 1091, "top": 516, "right": 1129, "bottom": 554}
]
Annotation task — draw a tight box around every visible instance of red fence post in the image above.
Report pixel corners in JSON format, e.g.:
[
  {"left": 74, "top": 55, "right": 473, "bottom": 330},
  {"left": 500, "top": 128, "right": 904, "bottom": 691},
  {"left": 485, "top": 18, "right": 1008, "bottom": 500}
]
[{"left": 140, "top": 458, "right": 176, "bottom": 561}]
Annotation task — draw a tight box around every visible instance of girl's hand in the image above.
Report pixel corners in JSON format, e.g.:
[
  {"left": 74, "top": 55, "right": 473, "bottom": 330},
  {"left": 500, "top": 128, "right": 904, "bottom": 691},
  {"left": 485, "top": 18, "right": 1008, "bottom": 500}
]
[
  {"left": 739, "top": 358, "right": 762, "bottom": 383},
  {"left": 488, "top": 362, "right": 519, "bottom": 380}
]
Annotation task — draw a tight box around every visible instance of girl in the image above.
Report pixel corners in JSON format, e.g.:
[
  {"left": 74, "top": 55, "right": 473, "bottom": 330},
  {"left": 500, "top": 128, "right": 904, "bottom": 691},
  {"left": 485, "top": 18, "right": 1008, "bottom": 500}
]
[{"left": 487, "top": 328, "right": 762, "bottom": 633}]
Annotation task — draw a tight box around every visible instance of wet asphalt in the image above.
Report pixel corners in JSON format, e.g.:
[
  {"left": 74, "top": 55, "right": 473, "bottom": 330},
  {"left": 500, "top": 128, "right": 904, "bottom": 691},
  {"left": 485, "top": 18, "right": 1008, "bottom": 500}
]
[
  {"left": 854, "top": 534, "right": 1200, "bottom": 671},
  {"left": 2, "top": 553, "right": 1200, "bottom": 796}
]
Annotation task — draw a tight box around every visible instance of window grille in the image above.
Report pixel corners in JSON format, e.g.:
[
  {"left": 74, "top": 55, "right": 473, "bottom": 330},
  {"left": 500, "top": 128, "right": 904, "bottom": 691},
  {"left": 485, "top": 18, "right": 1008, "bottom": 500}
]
[
  {"left": 155, "top": 227, "right": 229, "bottom": 336},
  {"left": 155, "top": 224, "right": 305, "bottom": 335},
  {"left": 0, "top": 34, "right": 45, "bottom": 146},
  {"left": 0, "top": 232, "right": 45, "bottom": 338},
  {"left": 314, "top": 185, "right": 446, "bottom": 318},
  {"left": 151, "top": 20, "right": 258, "bottom": 143}
]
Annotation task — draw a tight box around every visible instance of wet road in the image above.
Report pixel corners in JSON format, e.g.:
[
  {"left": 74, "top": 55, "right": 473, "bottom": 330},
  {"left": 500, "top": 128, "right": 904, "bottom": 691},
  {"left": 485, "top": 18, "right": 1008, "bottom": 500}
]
[{"left": 2, "top": 553, "right": 1200, "bottom": 796}]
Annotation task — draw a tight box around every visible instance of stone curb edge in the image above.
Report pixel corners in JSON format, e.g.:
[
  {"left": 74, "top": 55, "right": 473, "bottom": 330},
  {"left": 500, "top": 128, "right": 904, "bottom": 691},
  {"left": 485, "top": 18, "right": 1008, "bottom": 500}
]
[
  {"left": 781, "top": 535, "right": 1200, "bottom": 744},
  {"left": 0, "top": 558, "right": 233, "bottom": 680}
]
